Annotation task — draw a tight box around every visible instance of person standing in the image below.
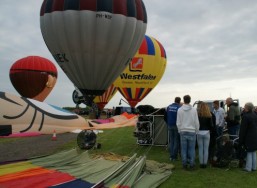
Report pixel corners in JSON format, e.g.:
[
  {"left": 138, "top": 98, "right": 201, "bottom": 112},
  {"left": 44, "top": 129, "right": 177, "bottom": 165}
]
[
  {"left": 209, "top": 110, "right": 217, "bottom": 163},
  {"left": 239, "top": 102, "right": 257, "bottom": 172},
  {"left": 165, "top": 97, "right": 181, "bottom": 161},
  {"left": 213, "top": 100, "right": 225, "bottom": 138},
  {"left": 197, "top": 102, "right": 214, "bottom": 168},
  {"left": 225, "top": 97, "right": 241, "bottom": 136},
  {"left": 177, "top": 95, "right": 199, "bottom": 170}
]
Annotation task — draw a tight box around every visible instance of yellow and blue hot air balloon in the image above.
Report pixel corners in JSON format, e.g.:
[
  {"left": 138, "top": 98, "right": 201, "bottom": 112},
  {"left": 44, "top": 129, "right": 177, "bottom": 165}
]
[
  {"left": 40, "top": 0, "right": 147, "bottom": 105},
  {"left": 114, "top": 35, "right": 167, "bottom": 108}
]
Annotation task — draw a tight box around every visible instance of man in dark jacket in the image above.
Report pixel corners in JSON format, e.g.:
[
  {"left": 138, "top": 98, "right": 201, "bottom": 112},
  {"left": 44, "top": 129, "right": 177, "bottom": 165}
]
[
  {"left": 225, "top": 98, "right": 241, "bottom": 136},
  {"left": 165, "top": 97, "right": 181, "bottom": 161},
  {"left": 239, "top": 102, "right": 257, "bottom": 172}
]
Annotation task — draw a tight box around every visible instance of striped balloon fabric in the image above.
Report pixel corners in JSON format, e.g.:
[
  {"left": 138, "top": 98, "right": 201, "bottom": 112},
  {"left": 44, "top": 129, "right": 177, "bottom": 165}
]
[{"left": 0, "top": 149, "right": 172, "bottom": 188}]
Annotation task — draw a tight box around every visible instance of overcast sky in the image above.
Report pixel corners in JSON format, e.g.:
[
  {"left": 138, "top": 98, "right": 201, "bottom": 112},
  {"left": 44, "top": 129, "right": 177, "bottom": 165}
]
[{"left": 1, "top": 0, "right": 257, "bottom": 109}]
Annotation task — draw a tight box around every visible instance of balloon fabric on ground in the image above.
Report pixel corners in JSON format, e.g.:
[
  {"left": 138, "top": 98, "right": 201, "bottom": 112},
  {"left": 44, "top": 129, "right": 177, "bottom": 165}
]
[
  {"left": 114, "top": 35, "right": 167, "bottom": 107},
  {"left": 0, "top": 92, "right": 138, "bottom": 135},
  {"left": 40, "top": 0, "right": 147, "bottom": 104},
  {"left": 0, "top": 149, "right": 173, "bottom": 188},
  {"left": 9, "top": 56, "right": 58, "bottom": 102}
]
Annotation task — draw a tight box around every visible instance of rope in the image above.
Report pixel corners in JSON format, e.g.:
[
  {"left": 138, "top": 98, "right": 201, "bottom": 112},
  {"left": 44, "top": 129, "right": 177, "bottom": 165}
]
[{"left": 146, "top": 107, "right": 165, "bottom": 116}]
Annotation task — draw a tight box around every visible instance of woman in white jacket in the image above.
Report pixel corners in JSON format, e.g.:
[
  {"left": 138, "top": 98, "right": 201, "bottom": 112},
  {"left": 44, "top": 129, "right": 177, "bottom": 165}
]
[{"left": 177, "top": 95, "right": 200, "bottom": 170}]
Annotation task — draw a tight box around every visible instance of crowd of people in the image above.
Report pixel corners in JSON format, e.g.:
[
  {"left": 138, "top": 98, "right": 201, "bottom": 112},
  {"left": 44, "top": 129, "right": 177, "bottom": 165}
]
[{"left": 164, "top": 95, "right": 257, "bottom": 172}]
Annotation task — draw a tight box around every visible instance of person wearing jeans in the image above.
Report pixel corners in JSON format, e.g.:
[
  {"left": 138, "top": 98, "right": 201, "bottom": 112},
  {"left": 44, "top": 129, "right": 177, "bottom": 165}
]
[
  {"left": 180, "top": 131, "right": 197, "bottom": 168},
  {"left": 165, "top": 97, "right": 181, "bottom": 161},
  {"left": 239, "top": 102, "right": 257, "bottom": 172},
  {"left": 197, "top": 132, "right": 211, "bottom": 167},
  {"left": 177, "top": 95, "right": 199, "bottom": 170},
  {"left": 245, "top": 152, "right": 256, "bottom": 172},
  {"left": 168, "top": 127, "right": 180, "bottom": 160},
  {"left": 197, "top": 102, "right": 214, "bottom": 168}
]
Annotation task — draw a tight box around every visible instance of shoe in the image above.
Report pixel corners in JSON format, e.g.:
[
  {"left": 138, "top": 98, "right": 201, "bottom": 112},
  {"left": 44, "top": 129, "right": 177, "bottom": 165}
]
[
  {"left": 170, "top": 158, "right": 175, "bottom": 161},
  {"left": 170, "top": 157, "right": 178, "bottom": 162},
  {"left": 183, "top": 165, "right": 187, "bottom": 170},
  {"left": 252, "top": 169, "right": 256, "bottom": 172},
  {"left": 203, "top": 164, "right": 207, "bottom": 168},
  {"left": 189, "top": 165, "right": 196, "bottom": 171},
  {"left": 242, "top": 168, "right": 251, "bottom": 172},
  {"left": 200, "top": 164, "right": 204, "bottom": 168}
]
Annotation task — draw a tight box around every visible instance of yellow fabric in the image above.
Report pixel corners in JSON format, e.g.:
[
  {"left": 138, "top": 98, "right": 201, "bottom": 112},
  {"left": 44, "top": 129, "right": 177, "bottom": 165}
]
[
  {"left": 0, "top": 161, "right": 38, "bottom": 176},
  {"left": 0, "top": 167, "right": 54, "bottom": 182}
]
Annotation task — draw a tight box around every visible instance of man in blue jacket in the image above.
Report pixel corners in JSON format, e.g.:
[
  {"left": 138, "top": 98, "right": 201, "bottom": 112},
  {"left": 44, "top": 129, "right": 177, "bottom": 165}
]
[{"left": 165, "top": 97, "right": 181, "bottom": 161}]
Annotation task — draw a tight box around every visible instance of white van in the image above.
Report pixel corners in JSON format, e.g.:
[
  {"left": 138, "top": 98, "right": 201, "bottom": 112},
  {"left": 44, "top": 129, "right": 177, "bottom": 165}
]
[{"left": 193, "top": 99, "right": 240, "bottom": 114}]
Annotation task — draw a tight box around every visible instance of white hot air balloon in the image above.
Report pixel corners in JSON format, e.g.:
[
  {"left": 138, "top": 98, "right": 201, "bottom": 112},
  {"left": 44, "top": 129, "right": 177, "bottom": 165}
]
[{"left": 40, "top": 0, "right": 147, "bottom": 105}]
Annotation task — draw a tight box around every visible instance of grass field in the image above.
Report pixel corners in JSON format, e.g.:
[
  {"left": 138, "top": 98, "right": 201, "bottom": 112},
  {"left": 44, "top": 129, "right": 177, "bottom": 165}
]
[
  {"left": 1, "top": 126, "right": 257, "bottom": 188},
  {"left": 86, "top": 127, "right": 257, "bottom": 188}
]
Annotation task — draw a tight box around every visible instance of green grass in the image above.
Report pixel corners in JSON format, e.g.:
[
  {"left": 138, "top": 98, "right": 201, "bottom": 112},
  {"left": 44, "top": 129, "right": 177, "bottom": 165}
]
[
  {"left": 0, "top": 137, "right": 20, "bottom": 144},
  {"left": 89, "top": 127, "right": 257, "bottom": 188}
]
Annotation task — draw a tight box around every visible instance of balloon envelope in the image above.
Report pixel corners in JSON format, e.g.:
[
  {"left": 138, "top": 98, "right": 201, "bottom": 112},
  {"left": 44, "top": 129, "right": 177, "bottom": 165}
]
[
  {"left": 114, "top": 35, "right": 167, "bottom": 107},
  {"left": 93, "top": 84, "right": 117, "bottom": 110},
  {"left": 40, "top": 0, "right": 147, "bottom": 103},
  {"left": 9, "top": 56, "right": 58, "bottom": 102}
]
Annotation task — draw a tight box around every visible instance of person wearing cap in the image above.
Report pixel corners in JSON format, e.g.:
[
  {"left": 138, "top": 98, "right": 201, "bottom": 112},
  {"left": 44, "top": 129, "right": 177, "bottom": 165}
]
[{"left": 225, "top": 97, "right": 241, "bottom": 136}]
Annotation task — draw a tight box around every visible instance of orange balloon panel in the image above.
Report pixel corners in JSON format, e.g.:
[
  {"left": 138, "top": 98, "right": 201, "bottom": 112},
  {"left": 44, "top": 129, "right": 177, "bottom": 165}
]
[
  {"left": 114, "top": 35, "right": 167, "bottom": 107},
  {"left": 93, "top": 84, "right": 117, "bottom": 110}
]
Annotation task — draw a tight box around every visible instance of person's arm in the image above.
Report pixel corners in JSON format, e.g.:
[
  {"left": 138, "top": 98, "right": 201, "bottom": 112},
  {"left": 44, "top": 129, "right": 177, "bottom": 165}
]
[
  {"left": 239, "top": 116, "right": 247, "bottom": 146},
  {"left": 164, "top": 108, "right": 168, "bottom": 123},
  {"left": 194, "top": 110, "right": 200, "bottom": 133},
  {"left": 209, "top": 117, "right": 214, "bottom": 132},
  {"left": 218, "top": 109, "right": 225, "bottom": 127},
  {"left": 227, "top": 106, "right": 236, "bottom": 120},
  {"left": 176, "top": 110, "right": 181, "bottom": 133}
]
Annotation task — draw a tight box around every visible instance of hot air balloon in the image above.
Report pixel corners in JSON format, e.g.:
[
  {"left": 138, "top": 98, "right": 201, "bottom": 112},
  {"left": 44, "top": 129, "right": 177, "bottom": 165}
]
[
  {"left": 114, "top": 35, "right": 167, "bottom": 107},
  {"left": 93, "top": 84, "right": 117, "bottom": 110},
  {"left": 9, "top": 56, "right": 58, "bottom": 102},
  {"left": 40, "top": 0, "right": 147, "bottom": 106}
]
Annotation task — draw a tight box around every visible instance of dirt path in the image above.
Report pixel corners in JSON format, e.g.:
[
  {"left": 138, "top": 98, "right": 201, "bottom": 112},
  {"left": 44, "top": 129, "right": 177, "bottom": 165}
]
[{"left": 0, "top": 133, "right": 78, "bottom": 163}]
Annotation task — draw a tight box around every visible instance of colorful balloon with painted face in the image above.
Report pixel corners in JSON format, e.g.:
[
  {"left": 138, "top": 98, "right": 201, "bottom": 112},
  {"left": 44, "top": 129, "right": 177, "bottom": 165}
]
[
  {"left": 114, "top": 35, "right": 167, "bottom": 107},
  {"left": 9, "top": 56, "right": 58, "bottom": 102},
  {"left": 40, "top": 0, "right": 147, "bottom": 105}
]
